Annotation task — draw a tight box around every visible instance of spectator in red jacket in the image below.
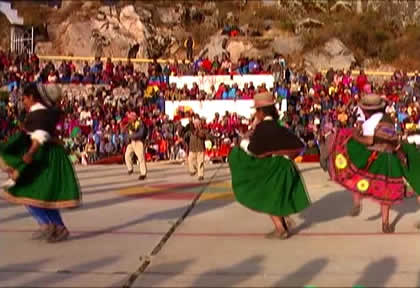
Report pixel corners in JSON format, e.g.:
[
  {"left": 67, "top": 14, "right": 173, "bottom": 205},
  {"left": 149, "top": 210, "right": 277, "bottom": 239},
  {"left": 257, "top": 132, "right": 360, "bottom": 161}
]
[{"left": 356, "top": 70, "right": 368, "bottom": 93}]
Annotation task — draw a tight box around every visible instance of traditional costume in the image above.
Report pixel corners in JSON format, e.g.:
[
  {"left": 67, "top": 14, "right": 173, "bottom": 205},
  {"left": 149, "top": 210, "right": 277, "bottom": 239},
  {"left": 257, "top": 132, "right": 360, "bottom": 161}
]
[
  {"left": 328, "top": 95, "right": 420, "bottom": 206},
  {"left": 0, "top": 83, "right": 80, "bottom": 242},
  {"left": 228, "top": 92, "right": 311, "bottom": 238}
]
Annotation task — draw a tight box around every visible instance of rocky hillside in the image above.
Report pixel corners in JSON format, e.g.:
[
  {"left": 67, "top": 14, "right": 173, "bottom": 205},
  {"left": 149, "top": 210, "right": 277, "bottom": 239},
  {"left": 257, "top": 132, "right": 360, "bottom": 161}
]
[{"left": 3, "top": 0, "right": 420, "bottom": 72}]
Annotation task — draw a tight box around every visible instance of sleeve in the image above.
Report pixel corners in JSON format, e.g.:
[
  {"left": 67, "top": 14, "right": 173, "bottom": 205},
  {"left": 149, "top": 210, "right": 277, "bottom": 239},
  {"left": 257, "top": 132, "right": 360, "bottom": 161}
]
[
  {"left": 24, "top": 110, "right": 55, "bottom": 145},
  {"left": 29, "top": 129, "right": 50, "bottom": 145},
  {"left": 362, "top": 114, "right": 382, "bottom": 136},
  {"left": 239, "top": 139, "right": 253, "bottom": 156},
  {"left": 407, "top": 135, "right": 420, "bottom": 145}
]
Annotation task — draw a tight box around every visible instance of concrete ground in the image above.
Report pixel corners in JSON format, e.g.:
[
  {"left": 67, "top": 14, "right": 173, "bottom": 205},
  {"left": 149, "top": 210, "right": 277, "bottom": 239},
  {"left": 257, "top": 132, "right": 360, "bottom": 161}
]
[{"left": 1, "top": 161, "right": 420, "bottom": 287}]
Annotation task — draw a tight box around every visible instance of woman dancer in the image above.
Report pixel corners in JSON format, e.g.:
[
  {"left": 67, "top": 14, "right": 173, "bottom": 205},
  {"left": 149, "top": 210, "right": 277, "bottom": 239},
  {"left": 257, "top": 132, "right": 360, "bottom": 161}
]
[
  {"left": 328, "top": 94, "right": 420, "bottom": 233},
  {"left": 228, "top": 92, "right": 311, "bottom": 239},
  {"left": 0, "top": 83, "right": 81, "bottom": 242}
]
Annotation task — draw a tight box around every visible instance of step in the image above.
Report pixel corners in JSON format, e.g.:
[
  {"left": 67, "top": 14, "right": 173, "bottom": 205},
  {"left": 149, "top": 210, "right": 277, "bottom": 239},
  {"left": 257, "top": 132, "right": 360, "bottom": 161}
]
[{"left": 0, "top": 1, "right": 24, "bottom": 25}]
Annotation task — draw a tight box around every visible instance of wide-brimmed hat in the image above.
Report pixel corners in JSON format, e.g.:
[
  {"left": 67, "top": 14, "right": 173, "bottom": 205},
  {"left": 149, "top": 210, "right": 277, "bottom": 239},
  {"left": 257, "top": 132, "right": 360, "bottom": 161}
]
[
  {"left": 252, "top": 92, "right": 275, "bottom": 108},
  {"left": 37, "top": 83, "right": 62, "bottom": 108},
  {"left": 359, "top": 94, "right": 386, "bottom": 110}
]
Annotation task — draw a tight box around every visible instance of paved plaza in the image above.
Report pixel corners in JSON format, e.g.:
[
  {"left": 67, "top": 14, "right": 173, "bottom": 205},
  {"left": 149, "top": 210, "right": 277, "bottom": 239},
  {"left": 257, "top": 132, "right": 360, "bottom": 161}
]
[{"left": 1, "top": 161, "right": 420, "bottom": 287}]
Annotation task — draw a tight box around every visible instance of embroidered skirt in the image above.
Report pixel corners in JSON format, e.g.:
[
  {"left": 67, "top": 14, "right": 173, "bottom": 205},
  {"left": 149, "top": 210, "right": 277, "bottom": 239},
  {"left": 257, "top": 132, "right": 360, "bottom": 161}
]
[
  {"left": 228, "top": 147, "right": 311, "bottom": 216},
  {"left": 0, "top": 132, "right": 81, "bottom": 208},
  {"left": 328, "top": 128, "right": 420, "bottom": 205}
]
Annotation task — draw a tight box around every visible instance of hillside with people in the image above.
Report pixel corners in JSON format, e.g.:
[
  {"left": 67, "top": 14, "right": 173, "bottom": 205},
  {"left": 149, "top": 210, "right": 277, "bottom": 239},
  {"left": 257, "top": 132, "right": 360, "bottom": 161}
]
[
  {"left": 2, "top": 0, "right": 420, "bottom": 71},
  {"left": 0, "top": 0, "right": 420, "bottom": 167}
]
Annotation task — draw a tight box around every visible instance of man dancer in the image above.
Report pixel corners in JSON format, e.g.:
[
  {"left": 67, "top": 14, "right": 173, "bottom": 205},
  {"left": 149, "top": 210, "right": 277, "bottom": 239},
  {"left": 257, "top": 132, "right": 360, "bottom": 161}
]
[
  {"left": 125, "top": 118, "right": 148, "bottom": 180},
  {"left": 187, "top": 118, "right": 210, "bottom": 181}
]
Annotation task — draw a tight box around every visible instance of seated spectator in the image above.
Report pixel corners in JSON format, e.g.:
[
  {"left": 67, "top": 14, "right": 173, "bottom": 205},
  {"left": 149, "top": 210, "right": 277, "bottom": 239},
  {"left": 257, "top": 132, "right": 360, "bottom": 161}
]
[
  {"left": 212, "top": 56, "right": 221, "bottom": 74},
  {"left": 104, "top": 58, "right": 114, "bottom": 77},
  {"left": 125, "top": 59, "right": 134, "bottom": 75},
  {"left": 241, "top": 86, "right": 253, "bottom": 99},
  {"left": 83, "top": 61, "right": 91, "bottom": 76},
  {"left": 207, "top": 85, "right": 216, "bottom": 100},
  {"left": 47, "top": 69, "right": 59, "bottom": 83},
  {"left": 257, "top": 83, "right": 268, "bottom": 93},
  {"left": 222, "top": 84, "right": 231, "bottom": 100}
]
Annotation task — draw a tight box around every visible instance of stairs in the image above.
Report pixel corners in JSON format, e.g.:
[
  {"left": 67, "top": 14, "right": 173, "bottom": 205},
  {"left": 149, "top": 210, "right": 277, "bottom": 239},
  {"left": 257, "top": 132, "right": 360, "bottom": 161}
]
[{"left": 0, "top": 1, "right": 23, "bottom": 25}]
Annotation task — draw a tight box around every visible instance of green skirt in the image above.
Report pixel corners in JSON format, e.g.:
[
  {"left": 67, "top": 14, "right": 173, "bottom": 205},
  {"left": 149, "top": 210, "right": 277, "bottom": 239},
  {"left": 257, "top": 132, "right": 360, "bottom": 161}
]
[
  {"left": 0, "top": 132, "right": 81, "bottom": 208},
  {"left": 228, "top": 147, "right": 311, "bottom": 216}
]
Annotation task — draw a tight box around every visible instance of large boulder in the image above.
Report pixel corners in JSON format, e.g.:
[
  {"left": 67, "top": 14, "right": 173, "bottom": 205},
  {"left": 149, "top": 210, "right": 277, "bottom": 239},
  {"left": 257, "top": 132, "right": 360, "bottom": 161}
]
[
  {"left": 271, "top": 35, "right": 303, "bottom": 56},
  {"left": 156, "top": 6, "right": 183, "bottom": 25},
  {"left": 226, "top": 41, "right": 253, "bottom": 63},
  {"left": 35, "top": 5, "right": 174, "bottom": 59},
  {"left": 303, "top": 38, "right": 355, "bottom": 72},
  {"left": 198, "top": 33, "right": 229, "bottom": 59}
]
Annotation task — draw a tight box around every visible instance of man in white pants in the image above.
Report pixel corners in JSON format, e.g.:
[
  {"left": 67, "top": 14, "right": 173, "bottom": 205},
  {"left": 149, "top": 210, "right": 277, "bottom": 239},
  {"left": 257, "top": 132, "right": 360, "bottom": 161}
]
[
  {"left": 125, "top": 120, "right": 148, "bottom": 180},
  {"left": 187, "top": 118, "right": 210, "bottom": 181}
]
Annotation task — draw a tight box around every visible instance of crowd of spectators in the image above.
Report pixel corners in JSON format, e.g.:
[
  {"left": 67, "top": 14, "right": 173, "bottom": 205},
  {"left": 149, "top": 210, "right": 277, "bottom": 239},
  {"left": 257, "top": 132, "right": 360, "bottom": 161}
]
[
  {"left": 0, "top": 50, "right": 285, "bottom": 88},
  {"left": 1, "top": 50, "right": 420, "bottom": 165}
]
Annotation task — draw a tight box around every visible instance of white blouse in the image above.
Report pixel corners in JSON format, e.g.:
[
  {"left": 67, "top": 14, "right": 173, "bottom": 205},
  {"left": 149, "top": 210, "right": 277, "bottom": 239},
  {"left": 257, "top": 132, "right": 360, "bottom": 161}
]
[
  {"left": 362, "top": 112, "right": 383, "bottom": 137},
  {"left": 28, "top": 103, "right": 50, "bottom": 145}
]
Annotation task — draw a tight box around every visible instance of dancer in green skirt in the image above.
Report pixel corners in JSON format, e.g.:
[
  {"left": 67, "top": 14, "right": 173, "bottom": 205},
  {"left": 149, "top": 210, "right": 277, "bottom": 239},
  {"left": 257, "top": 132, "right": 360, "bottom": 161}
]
[
  {"left": 228, "top": 92, "right": 311, "bottom": 239},
  {"left": 0, "top": 83, "right": 81, "bottom": 242},
  {"left": 328, "top": 94, "right": 420, "bottom": 233}
]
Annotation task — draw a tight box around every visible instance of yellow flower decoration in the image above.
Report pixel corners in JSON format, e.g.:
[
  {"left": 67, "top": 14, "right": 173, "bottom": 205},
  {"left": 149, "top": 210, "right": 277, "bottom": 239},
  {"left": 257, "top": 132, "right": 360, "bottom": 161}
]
[
  {"left": 357, "top": 179, "right": 370, "bottom": 193},
  {"left": 335, "top": 154, "right": 348, "bottom": 170}
]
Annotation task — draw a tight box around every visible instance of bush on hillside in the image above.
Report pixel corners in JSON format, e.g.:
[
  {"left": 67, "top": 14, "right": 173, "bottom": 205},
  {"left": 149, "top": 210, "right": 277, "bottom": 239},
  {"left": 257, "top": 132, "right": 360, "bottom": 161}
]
[{"left": 300, "top": 9, "right": 407, "bottom": 65}]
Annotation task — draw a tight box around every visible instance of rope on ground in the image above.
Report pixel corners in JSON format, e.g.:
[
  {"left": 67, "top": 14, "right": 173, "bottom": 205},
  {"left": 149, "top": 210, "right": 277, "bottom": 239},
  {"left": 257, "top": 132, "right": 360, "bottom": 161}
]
[{"left": 122, "top": 163, "right": 224, "bottom": 288}]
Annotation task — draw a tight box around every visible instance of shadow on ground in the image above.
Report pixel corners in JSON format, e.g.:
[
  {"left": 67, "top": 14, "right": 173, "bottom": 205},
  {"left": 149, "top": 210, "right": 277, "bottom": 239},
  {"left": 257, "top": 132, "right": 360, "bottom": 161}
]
[
  {"left": 353, "top": 257, "right": 396, "bottom": 287},
  {"left": 192, "top": 255, "right": 264, "bottom": 287},
  {"left": 70, "top": 195, "right": 233, "bottom": 241},
  {"left": 274, "top": 258, "right": 328, "bottom": 287},
  {"left": 0, "top": 258, "right": 51, "bottom": 282},
  {"left": 127, "top": 259, "right": 196, "bottom": 287},
  {"left": 296, "top": 190, "right": 351, "bottom": 231},
  {"left": 18, "top": 256, "right": 121, "bottom": 287}
]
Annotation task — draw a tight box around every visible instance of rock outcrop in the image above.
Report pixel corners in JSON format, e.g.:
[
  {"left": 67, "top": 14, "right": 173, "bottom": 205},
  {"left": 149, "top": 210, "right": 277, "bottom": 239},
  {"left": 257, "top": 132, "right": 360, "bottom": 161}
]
[
  {"left": 303, "top": 38, "right": 355, "bottom": 72},
  {"left": 7, "top": 0, "right": 420, "bottom": 73},
  {"left": 198, "top": 33, "right": 229, "bottom": 60},
  {"left": 271, "top": 35, "right": 303, "bottom": 56},
  {"left": 36, "top": 4, "right": 175, "bottom": 59}
]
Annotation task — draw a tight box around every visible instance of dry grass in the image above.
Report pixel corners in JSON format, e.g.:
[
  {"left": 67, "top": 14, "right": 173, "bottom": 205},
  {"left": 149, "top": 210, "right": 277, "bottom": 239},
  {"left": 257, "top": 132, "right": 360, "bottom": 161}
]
[
  {"left": 300, "top": 10, "right": 404, "bottom": 65},
  {"left": 237, "top": 4, "right": 295, "bottom": 32},
  {"left": 13, "top": 1, "right": 51, "bottom": 25},
  {"left": 0, "top": 13, "right": 10, "bottom": 51},
  {"left": 189, "top": 23, "right": 219, "bottom": 46}
]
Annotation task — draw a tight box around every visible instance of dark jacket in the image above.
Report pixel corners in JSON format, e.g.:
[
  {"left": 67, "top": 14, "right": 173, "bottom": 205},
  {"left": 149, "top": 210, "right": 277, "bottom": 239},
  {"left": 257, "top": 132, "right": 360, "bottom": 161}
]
[
  {"left": 24, "top": 108, "right": 60, "bottom": 135},
  {"left": 248, "top": 119, "right": 304, "bottom": 156},
  {"left": 130, "top": 122, "right": 148, "bottom": 142}
]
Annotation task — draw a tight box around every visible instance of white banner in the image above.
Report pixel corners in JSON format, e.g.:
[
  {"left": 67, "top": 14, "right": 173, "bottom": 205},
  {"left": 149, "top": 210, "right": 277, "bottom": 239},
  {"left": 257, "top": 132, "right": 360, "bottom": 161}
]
[
  {"left": 165, "top": 100, "right": 255, "bottom": 121},
  {"left": 169, "top": 74, "right": 274, "bottom": 93}
]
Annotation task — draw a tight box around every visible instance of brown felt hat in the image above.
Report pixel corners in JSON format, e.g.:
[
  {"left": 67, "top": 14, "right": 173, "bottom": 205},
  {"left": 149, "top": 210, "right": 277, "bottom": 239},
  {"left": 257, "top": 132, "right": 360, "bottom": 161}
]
[
  {"left": 359, "top": 94, "right": 386, "bottom": 110},
  {"left": 252, "top": 92, "right": 275, "bottom": 108}
]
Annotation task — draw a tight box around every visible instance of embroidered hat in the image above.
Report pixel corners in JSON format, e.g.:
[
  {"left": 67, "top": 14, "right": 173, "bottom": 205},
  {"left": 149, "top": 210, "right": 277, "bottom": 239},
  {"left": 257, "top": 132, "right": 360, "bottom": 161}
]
[
  {"left": 359, "top": 93, "right": 386, "bottom": 111},
  {"left": 37, "top": 83, "right": 62, "bottom": 108},
  {"left": 252, "top": 92, "right": 276, "bottom": 108}
]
